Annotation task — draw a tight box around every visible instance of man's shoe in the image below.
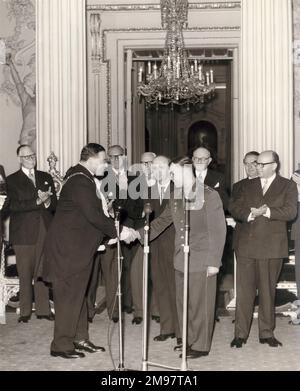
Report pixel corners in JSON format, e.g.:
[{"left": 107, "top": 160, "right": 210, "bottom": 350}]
[
  {"left": 153, "top": 333, "right": 175, "bottom": 342},
  {"left": 18, "top": 316, "right": 30, "bottom": 323},
  {"left": 132, "top": 317, "right": 142, "bottom": 325},
  {"left": 152, "top": 315, "right": 160, "bottom": 323},
  {"left": 174, "top": 338, "right": 183, "bottom": 352},
  {"left": 37, "top": 312, "right": 55, "bottom": 321},
  {"left": 180, "top": 349, "right": 209, "bottom": 359},
  {"left": 259, "top": 337, "right": 282, "bottom": 347},
  {"left": 50, "top": 350, "right": 85, "bottom": 359},
  {"left": 112, "top": 316, "right": 119, "bottom": 323},
  {"left": 230, "top": 337, "right": 247, "bottom": 348},
  {"left": 74, "top": 340, "right": 105, "bottom": 353},
  {"left": 88, "top": 316, "right": 94, "bottom": 323}
]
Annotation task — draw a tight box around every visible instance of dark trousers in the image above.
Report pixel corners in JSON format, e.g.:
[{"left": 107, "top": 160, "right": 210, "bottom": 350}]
[
  {"left": 51, "top": 268, "right": 91, "bottom": 352},
  {"left": 235, "top": 257, "right": 283, "bottom": 339},
  {"left": 175, "top": 270, "right": 216, "bottom": 352},
  {"left": 296, "top": 238, "right": 300, "bottom": 300},
  {"left": 87, "top": 253, "right": 101, "bottom": 319},
  {"left": 13, "top": 219, "right": 50, "bottom": 317},
  {"left": 152, "top": 234, "right": 180, "bottom": 337},
  {"left": 100, "top": 245, "right": 118, "bottom": 318},
  {"left": 294, "top": 204, "right": 300, "bottom": 299},
  {"left": 130, "top": 243, "right": 159, "bottom": 318}
]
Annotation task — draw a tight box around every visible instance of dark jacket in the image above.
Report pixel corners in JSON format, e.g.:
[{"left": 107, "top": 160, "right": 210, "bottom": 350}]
[
  {"left": 100, "top": 166, "right": 144, "bottom": 228},
  {"left": 0, "top": 164, "right": 7, "bottom": 241},
  {"left": 228, "top": 175, "right": 298, "bottom": 259},
  {"left": 291, "top": 170, "right": 300, "bottom": 241},
  {"left": 6, "top": 169, "right": 57, "bottom": 245},
  {"left": 42, "top": 164, "right": 117, "bottom": 282},
  {"left": 229, "top": 178, "right": 251, "bottom": 250},
  {"left": 204, "top": 168, "right": 229, "bottom": 212}
]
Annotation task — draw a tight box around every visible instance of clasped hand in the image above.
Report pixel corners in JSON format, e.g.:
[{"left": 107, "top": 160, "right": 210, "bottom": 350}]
[
  {"left": 37, "top": 186, "right": 52, "bottom": 205},
  {"left": 251, "top": 204, "right": 268, "bottom": 218},
  {"left": 120, "top": 226, "right": 140, "bottom": 244}
]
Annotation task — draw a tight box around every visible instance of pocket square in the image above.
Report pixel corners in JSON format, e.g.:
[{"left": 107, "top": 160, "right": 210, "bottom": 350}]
[
  {"left": 214, "top": 182, "right": 220, "bottom": 188},
  {"left": 44, "top": 181, "right": 49, "bottom": 185}
]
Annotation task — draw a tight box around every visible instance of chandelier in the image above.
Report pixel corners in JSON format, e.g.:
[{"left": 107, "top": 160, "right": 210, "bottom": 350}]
[{"left": 137, "top": 0, "right": 216, "bottom": 108}]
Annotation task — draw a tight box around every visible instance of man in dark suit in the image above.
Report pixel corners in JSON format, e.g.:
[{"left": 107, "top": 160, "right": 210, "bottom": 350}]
[
  {"left": 231, "top": 151, "right": 259, "bottom": 250},
  {"left": 130, "top": 151, "right": 159, "bottom": 325},
  {"left": 0, "top": 164, "right": 7, "bottom": 255},
  {"left": 148, "top": 155, "right": 180, "bottom": 342},
  {"left": 99, "top": 145, "right": 143, "bottom": 320},
  {"left": 291, "top": 170, "right": 300, "bottom": 300},
  {"left": 42, "top": 143, "right": 119, "bottom": 359},
  {"left": 138, "top": 160, "right": 226, "bottom": 359},
  {"left": 192, "top": 147, "right": 229, "bottom": 211},
  {"left": 6, "top": 145, "right": 56, "bottom": 323},
  {"left": 229, "top": 150, "right": 298, "bottom": 348}
]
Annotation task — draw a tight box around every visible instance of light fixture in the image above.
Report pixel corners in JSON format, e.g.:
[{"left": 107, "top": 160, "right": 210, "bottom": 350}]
[{"left": 137, "top": 0, "right": 216, "bottom": 109}]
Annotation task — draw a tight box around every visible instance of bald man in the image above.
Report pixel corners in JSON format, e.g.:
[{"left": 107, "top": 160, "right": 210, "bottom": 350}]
[
  {"left": 192, "top": 147, "right": 229, "bottom": 211},
  {"left": 130, "top": 151, "right": 159, "bottom": 324},
  {"left": 146, "top": 156, "right": 180, "bottom": 342},
  {"left": 229, "top": 150, "right": 298, "bottom": 348}
]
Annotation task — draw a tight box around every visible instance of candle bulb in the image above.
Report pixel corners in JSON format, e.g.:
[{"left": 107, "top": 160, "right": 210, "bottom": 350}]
[
  {"left": 154, "top": 63, "right": 157, "bottom": 79},
  {"left": 138, "top": 67, "right": 143, "bottom": 83},
  {"left": 167, "top": 55, "right": 171, "bottom": 69},
  {"left": 191, "top": 64, "right": 194, "bottom": 76},
  {"left": 199, "top": 65, "right": 202, "bottom": 81},
  {"left": 210, "top": 69, "right": 214, "bottom": 84},
  {"left": 206, "top": 72, "right": 210, "bottom": 85},
  {"left": 147, "top": 61, "right": 151, "bottom": 75},
  {"left": 194, "top": 59, "right": 198, "bottom": 72}
]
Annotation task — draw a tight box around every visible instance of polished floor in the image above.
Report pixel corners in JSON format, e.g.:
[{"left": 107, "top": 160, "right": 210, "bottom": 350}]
[{"left": 0, "top": 308, "right": 300, "bottom": 372}]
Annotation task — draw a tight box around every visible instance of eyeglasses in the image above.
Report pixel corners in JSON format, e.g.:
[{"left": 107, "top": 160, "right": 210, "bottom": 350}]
[
  {"left": 20, "top": 154, "right": 36, "bottom": 161},
  {"left": 244, "top": 161, "right": 257, "bottom": 167},
  {"left": 193, "top": 157, "right": 210, "bottom": 164},
  {"left": 109, "top": 156, "right": 121, "bottom": 161},
  {"left": 256, "top": 161, "right": 275, "bottom": 168}
]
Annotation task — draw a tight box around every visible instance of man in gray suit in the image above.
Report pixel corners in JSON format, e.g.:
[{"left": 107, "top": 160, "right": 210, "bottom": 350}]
[
  {"left": 229, "top": 151, "right": 298, "bottom": 348},
  {"left": 138, "top": 160, "right": 226, "bottom": 359}
]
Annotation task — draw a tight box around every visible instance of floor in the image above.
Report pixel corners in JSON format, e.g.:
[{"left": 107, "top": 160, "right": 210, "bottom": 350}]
[{"left": 1, "top": 308, "right": 300, "bottom": 372}]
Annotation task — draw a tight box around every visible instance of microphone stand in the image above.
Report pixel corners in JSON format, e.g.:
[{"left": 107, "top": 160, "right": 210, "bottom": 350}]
[
  {"left": 141, "top": 207, "right": 150, "bottom": 371},
  {"left": 181, "top": 197, "right": 190, "bottom": 371},
  {"left": 141, "top": 200, "right": 190, "bottom": 371},
  {"left": 114, "top": 207, "right": 125, "bottom": 370}
]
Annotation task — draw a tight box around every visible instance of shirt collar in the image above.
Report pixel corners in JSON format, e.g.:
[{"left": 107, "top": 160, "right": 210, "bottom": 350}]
[
  {"left": 196, "top": 168, "right": 207, "bottom": 180},
  {"left": 79, "top": 162, "right": 94, "bottom": 176},
  {"left": 260, "top": 172, "right": 276, "bottom": 185},
  {"left": 21, "top": 166, "right": 33, "bottom": 176}
]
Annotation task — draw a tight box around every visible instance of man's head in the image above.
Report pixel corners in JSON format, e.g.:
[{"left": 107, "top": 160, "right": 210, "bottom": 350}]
[
  {"left": 257, "top": 150, "right": 279, "bottom": 179},
  {"left": 80, "top": 143, "right": 107, "bottom": 176},
  {"left": 170, "top": 157, "right": 193, "bottom": 190},
  {"left": 152, "top": 156, "right": 170, "bottom": 184},
  {"left": 17, "top": 145, "right": 36, "bottom": 170},
  {"left": 192, "top": 147, "right": 212, "bottom": 173},
  {"left": 243, "top": 151, "right": 259, "bottom": 179},
  {"left": 140, "top": 152, "right": 156, "bottom": 176},
  {"left": 108, "top": 145, "right": 125, "bottom": 171}
]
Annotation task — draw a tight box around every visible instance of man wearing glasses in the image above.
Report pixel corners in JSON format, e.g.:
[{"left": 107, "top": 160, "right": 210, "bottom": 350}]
[
  {"left": 192, "top": 147, "right": 229, "bottom": 211},
  {"left": 230, "top": 151, "right": 259, "bottom": 251},
  {"left": 6, "top": 145, "right": 57, "bottom": 322},
  {"left": 229, "top": 150, "right": 298, "bottom": 348}
]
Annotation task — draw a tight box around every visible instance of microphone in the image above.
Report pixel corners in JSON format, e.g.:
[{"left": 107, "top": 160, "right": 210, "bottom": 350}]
[
  {"left": 115, "top": 206, "right": 122, "bottom": 221},
  {"left": 143, "top": 202, "right": 152, "bottom": 225}
]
